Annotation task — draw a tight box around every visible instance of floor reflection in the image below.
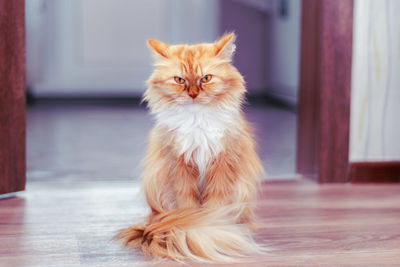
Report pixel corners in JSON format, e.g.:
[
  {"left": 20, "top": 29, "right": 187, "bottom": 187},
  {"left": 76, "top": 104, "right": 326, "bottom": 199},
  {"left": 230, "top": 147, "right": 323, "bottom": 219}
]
[{"left": 27, "top": 103, "right": 297, "bottom": 181}]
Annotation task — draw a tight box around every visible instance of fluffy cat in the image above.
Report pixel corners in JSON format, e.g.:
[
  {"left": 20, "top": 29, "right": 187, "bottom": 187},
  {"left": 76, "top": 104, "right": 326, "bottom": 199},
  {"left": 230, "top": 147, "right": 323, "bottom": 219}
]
[{"left": 116, "top": 33, "right": 264, "bottom": 262}]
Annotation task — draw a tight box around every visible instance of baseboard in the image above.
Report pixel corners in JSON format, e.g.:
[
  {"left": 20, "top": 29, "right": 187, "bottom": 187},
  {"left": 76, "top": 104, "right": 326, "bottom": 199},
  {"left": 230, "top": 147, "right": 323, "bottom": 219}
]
[
  {"left": 348, "top": 161, "right": 400, "bottom": 183},
  {"left": 26, "top": 95, "right": 144, "bottom": 107},
  {"left": 264, "top": 91, "right": 298, "bottom": 109},
  {"left": 247, "top": 93, "right": 297, "bottom": 111},
  {"left": 26, "top": 90, "right": 297, "bottom": 110}
]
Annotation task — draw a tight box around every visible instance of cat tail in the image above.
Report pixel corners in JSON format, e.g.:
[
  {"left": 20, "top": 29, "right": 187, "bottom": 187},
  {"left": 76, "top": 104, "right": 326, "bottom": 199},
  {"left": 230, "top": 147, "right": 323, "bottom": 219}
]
[{"left": 115, "top": 204, "right": 264, "bottom": 263}]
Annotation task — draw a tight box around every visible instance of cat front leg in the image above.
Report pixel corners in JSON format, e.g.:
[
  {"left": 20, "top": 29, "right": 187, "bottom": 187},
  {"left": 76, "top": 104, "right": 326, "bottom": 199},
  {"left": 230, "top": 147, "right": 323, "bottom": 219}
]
[
  {"left": 202, "top": 134, "right": 262, "bottom": 227},
  {"left": 202, "top": 152, "right": 258, "bottom": 227},
  {"left": 142, "top": 129, "right": 177, "bottom": 213},
  {"left": 202, "top": 152, "right": 239, "bottom": 208},
  {"left": 170, "top": 156, "right": 201, "bottom": 208}
]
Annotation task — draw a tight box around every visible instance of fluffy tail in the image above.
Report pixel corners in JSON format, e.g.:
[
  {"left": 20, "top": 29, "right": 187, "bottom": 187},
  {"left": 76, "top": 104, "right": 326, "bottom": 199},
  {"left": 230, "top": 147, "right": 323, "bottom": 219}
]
[{"left": 115, "top": 205, "right": 263, "bottom": 262}]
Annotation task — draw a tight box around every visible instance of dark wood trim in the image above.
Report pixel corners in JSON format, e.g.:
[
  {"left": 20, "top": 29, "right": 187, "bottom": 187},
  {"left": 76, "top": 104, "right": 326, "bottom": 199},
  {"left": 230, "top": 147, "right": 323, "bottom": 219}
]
[
  {"left": 0, "top": 0, "right": 26, "bottom": 195},
  {"left": 297, "top": 0, "right": 321, "bottom": 178},
  {"left": 348, "top": 162, "right": 400, "bottom": 183},
  {"left": 297, "top": 0, "right": 353, "bottom": 183}
]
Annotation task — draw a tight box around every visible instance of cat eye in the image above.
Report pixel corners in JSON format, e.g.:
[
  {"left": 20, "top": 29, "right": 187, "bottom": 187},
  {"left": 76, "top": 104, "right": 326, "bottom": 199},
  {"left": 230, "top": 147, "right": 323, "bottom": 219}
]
[
  {"left": 200, "top": 74, "right": 212, "bottom": 83},
  {"left": 174, "top": 76, "right": 185, "bottom": 84}
]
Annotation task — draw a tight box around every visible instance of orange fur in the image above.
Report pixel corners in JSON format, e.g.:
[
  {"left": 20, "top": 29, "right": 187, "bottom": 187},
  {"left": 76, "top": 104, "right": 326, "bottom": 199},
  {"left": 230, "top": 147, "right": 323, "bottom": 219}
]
[{"left": 116, "top": 33, "right": 265, "bottom": 262}]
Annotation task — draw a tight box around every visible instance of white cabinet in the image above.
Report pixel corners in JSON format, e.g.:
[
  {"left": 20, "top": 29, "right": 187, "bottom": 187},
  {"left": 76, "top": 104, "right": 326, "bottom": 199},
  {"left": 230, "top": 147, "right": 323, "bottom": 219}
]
[{"left": 26, "top": 0, "right": 218, "bottom": 97}]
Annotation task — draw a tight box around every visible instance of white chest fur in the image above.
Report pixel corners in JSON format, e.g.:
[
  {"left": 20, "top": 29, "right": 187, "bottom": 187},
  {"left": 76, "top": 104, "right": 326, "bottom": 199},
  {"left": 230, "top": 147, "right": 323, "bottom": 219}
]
[{"left": 153, "top": 104, "right": 239, "bottom": 188}]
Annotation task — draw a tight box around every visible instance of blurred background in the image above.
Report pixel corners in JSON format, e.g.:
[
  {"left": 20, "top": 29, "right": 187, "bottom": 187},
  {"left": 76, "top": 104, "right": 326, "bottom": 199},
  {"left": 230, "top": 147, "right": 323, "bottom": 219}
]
[
  {"left": 25, "top": 0, "right": 302, "bottom": 182},
  {"left": 3, "top": 1, "right": 400, "bottom": 265}
]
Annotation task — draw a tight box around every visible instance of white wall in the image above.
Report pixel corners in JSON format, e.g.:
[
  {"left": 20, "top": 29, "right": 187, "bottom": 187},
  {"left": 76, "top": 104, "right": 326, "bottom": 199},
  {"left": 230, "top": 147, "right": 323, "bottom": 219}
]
[
  {"left": 350, "top": 0, "right": 400, "bottom": 161},
  {"left": 220, "top": 0, "right": 301, "bottom": 103},
  {"left": 264, "top": 0, "right": 301, "bottom": 105},
  {"left": 26, "top": 0, "right": 218, "bottom": 97}
]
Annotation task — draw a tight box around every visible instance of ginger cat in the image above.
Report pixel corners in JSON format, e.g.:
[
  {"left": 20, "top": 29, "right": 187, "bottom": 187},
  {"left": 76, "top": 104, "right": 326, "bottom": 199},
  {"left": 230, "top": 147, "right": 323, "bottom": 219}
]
[{"left": 116, "top": 33, "right": 264, "bottom": 262}]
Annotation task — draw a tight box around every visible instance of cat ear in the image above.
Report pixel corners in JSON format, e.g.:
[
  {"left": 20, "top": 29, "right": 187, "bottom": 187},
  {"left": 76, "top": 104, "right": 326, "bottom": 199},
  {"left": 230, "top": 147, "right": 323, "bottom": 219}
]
[
  {"left": 214, "top": 33, "right": 236, "bottom": 60},
  {"left": 147, "top": 39, "right": 170, "bottom": 59}
]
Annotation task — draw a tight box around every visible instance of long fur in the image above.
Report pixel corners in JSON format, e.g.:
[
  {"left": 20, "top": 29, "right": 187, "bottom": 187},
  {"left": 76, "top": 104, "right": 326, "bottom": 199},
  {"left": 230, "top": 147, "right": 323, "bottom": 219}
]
[
  {"left": 116, "top": 33, "right": 265, "bottom": 262},
  {"left": 116, "top": 205, "right": 262, "bottom": 263}
]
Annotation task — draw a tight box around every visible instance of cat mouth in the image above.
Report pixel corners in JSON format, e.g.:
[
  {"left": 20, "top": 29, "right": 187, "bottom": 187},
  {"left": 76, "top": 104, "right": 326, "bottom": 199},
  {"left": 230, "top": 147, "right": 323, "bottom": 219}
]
[{"left": 187, "top": 99, "right": 199, "bottom": 105}]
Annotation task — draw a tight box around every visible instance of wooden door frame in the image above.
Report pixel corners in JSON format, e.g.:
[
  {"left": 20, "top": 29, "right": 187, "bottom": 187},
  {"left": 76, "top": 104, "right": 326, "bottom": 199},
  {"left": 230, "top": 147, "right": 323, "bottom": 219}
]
[
  {"left": 297, "top": 0, "right": 354, "bottom": 183},
  {"left": 0, "top": 0, "right": 26, "bottom": 195},
  {"left": 2, "top": 0, "right": 390, "bottom": 192}
]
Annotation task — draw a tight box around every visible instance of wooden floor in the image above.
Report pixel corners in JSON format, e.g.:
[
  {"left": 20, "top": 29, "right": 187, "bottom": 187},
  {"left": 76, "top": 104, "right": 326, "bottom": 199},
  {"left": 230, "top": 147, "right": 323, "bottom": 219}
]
[
  {"left": 1, "top": 180, "right": 400, "bottom": 266},
  {"left": 26, "top": 104, "right": 298, "bottom": 180},
  {"left": 1, "top": 104, "right": 399, "bottom": 266}
]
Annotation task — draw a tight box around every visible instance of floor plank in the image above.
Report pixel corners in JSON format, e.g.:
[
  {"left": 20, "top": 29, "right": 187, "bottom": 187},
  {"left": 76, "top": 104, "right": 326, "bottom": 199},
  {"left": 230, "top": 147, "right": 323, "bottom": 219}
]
[{"left": 1, "top": 181, "right": 399, "bottom": 266}]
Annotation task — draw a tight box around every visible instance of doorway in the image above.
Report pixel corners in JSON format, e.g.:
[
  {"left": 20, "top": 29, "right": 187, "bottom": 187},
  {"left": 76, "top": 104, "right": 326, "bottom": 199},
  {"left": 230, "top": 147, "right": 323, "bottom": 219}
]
[{"left": 25, "top": 0, "right": 302, "bottom": 181}]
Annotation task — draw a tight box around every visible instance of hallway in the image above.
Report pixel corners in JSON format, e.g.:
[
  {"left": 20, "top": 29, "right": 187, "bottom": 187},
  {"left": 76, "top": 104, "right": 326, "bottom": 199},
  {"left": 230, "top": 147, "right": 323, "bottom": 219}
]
[{"left": 26, "top": 103, "right": 298, "bottom": 181}]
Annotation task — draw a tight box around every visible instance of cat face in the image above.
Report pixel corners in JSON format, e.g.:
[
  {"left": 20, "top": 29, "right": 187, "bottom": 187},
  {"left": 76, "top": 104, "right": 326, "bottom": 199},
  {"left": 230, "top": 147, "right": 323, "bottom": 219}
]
[{"left": 144, "top": 33, "right": 246, "bottom": 109}]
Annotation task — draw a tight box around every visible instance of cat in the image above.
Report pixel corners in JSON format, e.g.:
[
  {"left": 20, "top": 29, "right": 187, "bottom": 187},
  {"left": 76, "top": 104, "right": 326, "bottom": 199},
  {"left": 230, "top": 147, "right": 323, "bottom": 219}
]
[{"left": 116, "top": 33, "right": 264, "bottom": 262}]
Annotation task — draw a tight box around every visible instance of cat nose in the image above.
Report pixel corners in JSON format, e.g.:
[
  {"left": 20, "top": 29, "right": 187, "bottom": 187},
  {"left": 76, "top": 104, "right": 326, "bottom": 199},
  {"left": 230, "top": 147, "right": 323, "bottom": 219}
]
[{"left": 188, "top": 91, "right": 198, "bottom": 99}]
